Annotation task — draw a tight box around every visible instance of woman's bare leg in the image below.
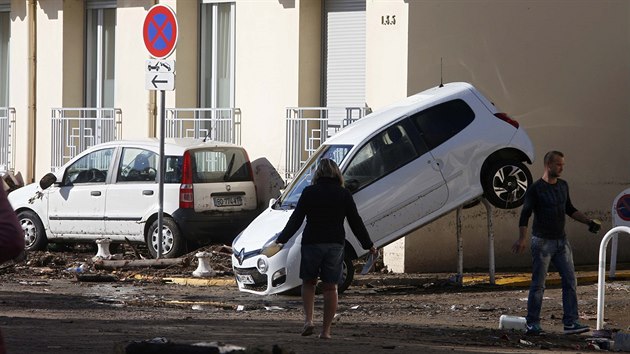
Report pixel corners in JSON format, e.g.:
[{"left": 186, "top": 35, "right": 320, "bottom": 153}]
[{"left": 320, "top": 282, "right": 337, "bottom": 339}]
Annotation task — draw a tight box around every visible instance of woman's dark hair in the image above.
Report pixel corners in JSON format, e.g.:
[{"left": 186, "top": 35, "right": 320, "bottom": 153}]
[{"left": 312, "top": 158, "right": 344, "bottom": 186}]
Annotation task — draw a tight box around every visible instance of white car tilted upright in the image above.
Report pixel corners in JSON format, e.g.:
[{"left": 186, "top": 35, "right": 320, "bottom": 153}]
[{"left": 232, "top": 82, "right": 535, "bottom": 295}]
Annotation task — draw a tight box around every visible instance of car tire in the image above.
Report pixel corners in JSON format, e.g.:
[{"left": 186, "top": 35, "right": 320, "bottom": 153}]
[
  {"left": 311, "top": 255, "right": 355, "bottom": 295},
  {"left": 337, "top": 256, "right": 355, "bottom": 294},
  {"left": 482, "top": 160, "right": 532, "bottom": 209},
  {"left": 18, "top": 210, "right": 48, "bottom": 251},
  {"left": 147, "top": 217, "right": 186, "bottom": 258}
]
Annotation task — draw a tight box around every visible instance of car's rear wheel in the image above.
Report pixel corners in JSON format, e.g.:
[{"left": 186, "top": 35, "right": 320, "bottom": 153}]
[
  {"left": 482, "top": 160, "right": 532, "bottom": 209},
  {"left": 147, "top": 217, "right": 186, "bottom": 258},
  {"left": 18, "top": 210, "right": 48, "bottom": 251}
]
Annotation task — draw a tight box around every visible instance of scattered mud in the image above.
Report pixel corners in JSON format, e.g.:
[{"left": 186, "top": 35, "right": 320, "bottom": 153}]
[{"left": 0, "top": 246, "right": 629, "bottom": 353}]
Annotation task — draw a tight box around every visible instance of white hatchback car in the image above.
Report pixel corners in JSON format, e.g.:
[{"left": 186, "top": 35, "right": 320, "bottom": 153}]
[
  {"left": 9, "top": 138, "right": 259, "bottom": 258},
  {"left": 232, "top": 82, "right": 535, "bottom": 295}
]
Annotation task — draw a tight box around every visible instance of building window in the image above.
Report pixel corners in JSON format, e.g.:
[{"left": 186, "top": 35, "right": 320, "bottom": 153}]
[
  {"left": 0, "top": 10, "right": 9, "bottom": 107},
  {"left": 200, "top": 1, "right": 235, "bottom": 108},
  {"left": 86, "top": 7, "right": 116, "bottom": 108}
]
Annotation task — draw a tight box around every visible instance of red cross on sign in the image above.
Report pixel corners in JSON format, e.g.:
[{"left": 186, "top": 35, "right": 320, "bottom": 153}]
[{"left": 143, "top": 4, "right": 178, "bottom": 59}]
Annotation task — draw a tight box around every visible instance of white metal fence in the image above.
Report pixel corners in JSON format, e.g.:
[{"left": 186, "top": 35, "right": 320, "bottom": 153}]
[
  {"left": 0, "top": 107, "right": 16, "bottom": 172},
  {"left": 165, "top": 108, "right": 241, "bottom": 145},
  {"left": 51, "top": 108, "right": 122, "bottom": 170},
  {"left": 50, "top": 107, "right": 241, "bottom": 171},
  {"left": 284, "top": 106, "right": 370, "bottom": 180}
]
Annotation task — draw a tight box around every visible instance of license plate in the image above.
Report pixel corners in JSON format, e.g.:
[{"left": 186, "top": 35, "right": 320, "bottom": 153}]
[
  {"left": 214, "top": 196, "right": 243, "bottom": 207},
  {"left": 237, "top": 274, "right": 255, "bottom": 285}
]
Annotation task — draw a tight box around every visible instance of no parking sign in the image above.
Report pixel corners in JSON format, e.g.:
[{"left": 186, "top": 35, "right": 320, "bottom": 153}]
[
  {"left": 614, "top": 191, "right": 630, "bottom": 224},
  {"left": 143, "top": 4, "right": 178, "bottom": 59},
  {"left": 143, "top": 4, "right": 177, "bottom": 91}
]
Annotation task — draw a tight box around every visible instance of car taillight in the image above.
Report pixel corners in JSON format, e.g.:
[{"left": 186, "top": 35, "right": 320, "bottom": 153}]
[
  {"left": 494, "top": 113, "right": 519, "bottom": 129},
  {"left": 180, "top": 151, "right": 194, "bottom": 209}
]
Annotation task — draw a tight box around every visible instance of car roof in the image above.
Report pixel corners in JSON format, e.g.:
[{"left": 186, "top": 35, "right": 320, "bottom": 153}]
[
  {"left": 89, "top": 138, "right": 240, "bottom": 155},
  {"left": 326, "top": 82, "right": 480, "bottom": 145}
]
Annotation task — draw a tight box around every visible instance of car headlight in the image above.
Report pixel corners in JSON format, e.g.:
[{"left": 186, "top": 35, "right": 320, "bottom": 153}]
[{"left": 257, "top": 257, "right": 269, "bottom": 274}]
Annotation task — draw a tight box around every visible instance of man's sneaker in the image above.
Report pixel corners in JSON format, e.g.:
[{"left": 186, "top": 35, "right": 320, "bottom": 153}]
[
  {"left": 525, "top": 323, "right": 544, "bottom": 336},
  {"left": 564, "top": 322, "right": 590, "bottom": 335}
]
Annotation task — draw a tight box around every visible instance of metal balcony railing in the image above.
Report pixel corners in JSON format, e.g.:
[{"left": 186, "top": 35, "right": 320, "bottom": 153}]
[
  {"left": 165, "top": 108, "right": 241, "bottom": 145},
  {"left": 51, "top": 108, "right": 122, "bottom": 171},
  {"left": 0, "top": 107, "right": 16, "bottom": 173},
  {"left": 284, "top": 106, "right": 370, "bottom": 181}
]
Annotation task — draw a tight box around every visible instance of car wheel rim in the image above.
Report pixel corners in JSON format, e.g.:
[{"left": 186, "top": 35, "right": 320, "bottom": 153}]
[
  {"left": 151, "top": 226, "right": 174, "bottom": 254},
  {"left": 492, "top": 165, "right": 529, "bottom": 204},
  {"left": 20, "top": 219, "right": 37, "bottom": 248},
  {"left": 339, "top": 261, "right": 348, "bottom": 286}
]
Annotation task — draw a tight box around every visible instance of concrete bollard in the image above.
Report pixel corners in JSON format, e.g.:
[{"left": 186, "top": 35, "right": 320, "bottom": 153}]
[
  {"left": 192, "top": 251, "right": 216, "bottom": 277},
  {"left": 93, "top": 238, "right": 113, "bottom": 261}
]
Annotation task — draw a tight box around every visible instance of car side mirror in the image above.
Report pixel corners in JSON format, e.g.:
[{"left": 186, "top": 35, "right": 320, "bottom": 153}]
[
  {"left": 345, "top": 179, "right": 359, "bottom": 192},
  {"left": 269, "top": 198, "right": 277, "bottom": 208},
  {"left": 39, "top": 173, "right": 58, "bottom": 190}
]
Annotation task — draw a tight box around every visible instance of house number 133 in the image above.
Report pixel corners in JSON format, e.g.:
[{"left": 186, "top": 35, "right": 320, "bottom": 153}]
[{"left": 381, "top": 15, "right": 396, "bottom": 25}]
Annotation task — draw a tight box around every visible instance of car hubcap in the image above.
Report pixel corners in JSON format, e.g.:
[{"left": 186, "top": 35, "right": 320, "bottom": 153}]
[
  {"left": 20, "top": 219, "right": 37, "bottom": 248},
  {"left": 493, "top": 165, "right": 528, "bottom": 203},
  {"left": 151, "top": 226, "right": 173, "bottom": 254}
]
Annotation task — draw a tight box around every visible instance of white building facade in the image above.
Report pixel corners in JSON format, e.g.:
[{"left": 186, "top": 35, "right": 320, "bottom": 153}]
[{"left": 1, "top": 0, "right": 629, "bottom": 272}]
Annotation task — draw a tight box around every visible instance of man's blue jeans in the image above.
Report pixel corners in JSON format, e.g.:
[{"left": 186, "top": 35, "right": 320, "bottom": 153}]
[{"left": 527, "top": 236, "right": 579, "bottom": 326}]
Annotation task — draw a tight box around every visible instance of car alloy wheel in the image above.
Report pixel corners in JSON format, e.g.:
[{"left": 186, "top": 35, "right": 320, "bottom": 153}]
[{"left": 483, "top": 160, "right": 532, "bottom": 209}]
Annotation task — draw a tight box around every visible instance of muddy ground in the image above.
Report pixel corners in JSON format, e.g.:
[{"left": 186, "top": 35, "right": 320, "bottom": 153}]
[{"left": 0, "top": 245, "right": 629, "bottom": 354}]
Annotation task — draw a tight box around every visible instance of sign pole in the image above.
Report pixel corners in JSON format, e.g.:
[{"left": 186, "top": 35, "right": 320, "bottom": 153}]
[
  {"left": 157, "top": 90, "right": 166, "bottom": 258},
  {"left": 143, "top": 3, "right": 177, "bottom": 258}
]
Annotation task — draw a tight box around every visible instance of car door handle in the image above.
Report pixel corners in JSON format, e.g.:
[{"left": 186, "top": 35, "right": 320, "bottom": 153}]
[
  {"left": 430, "top": 159, "right": 443, "bottom": 171},
  {"left": 142, "top": 190, "right": 154, "bottom": 196},
  {"left": 91, "top": 191, "right": 101, "bottom": 196}
]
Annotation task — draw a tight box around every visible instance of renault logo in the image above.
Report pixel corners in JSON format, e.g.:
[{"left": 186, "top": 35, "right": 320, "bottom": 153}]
[{"left": 237, "top": 248, "right": 245, "bottom": 265}]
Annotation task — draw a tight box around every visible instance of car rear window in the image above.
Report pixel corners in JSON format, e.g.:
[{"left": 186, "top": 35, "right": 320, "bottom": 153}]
[{"left": 192, "top": 148, "right": 251, "bottom": 183}]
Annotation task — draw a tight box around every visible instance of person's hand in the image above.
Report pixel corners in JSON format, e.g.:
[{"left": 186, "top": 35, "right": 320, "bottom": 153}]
[
  {"left": 588, "top": 219, "right": 602, "bottom": 234},
  {"left": 261, "top": 241, "right": 283, "bottom": 257},
  {"left": 511, "top": 239, "right": 527, "bottom": 254}
]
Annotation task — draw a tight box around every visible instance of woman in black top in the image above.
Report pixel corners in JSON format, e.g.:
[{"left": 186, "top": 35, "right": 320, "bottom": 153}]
[{"left": 276, "top": 158, "right": 377, "bottom": 339}]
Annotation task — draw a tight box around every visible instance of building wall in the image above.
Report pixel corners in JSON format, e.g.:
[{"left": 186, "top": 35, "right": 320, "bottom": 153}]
[
  {"left": 235, "top": 0, "right": 302, "bottom": 164},
  {"left": 380, "top": 0, "right": 630, "bottom": 272},
  {"left": 34, "top": 0, "right": 64, "bottom": 178},
  {"left": 116, "top": 1, "right": 156, "bottom": 139},
  {"left": 8, "top": 0, "right": 31, "bottom": 182}
]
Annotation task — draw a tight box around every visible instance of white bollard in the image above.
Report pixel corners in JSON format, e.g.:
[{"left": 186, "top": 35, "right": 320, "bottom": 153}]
[
  {"left": 93, "top": 238, "right": 113, "bottom": 261},
  {"left": 596, "top": 226, "right": 630, "bottom": 330},
  {"left": 193, "top": 251, "right": 216, "bottom": 277},
  {"left": 499, "top": 315, "right": 527, "bottom": 331}
]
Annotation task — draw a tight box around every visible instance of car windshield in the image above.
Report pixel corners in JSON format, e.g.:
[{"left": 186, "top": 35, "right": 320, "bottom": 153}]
[{"left": 275, "top": 144, "right": 352, "bottom": 209}]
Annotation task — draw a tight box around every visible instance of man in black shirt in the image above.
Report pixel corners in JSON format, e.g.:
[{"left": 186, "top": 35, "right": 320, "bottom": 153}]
[{"left": 513, "top": 151, "right": 600, "bottom": 336}]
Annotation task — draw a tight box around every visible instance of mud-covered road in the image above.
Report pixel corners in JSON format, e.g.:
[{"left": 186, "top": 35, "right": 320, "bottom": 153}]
[{"left": 0, "top": 248, "right": 628, "bottom": 353}]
